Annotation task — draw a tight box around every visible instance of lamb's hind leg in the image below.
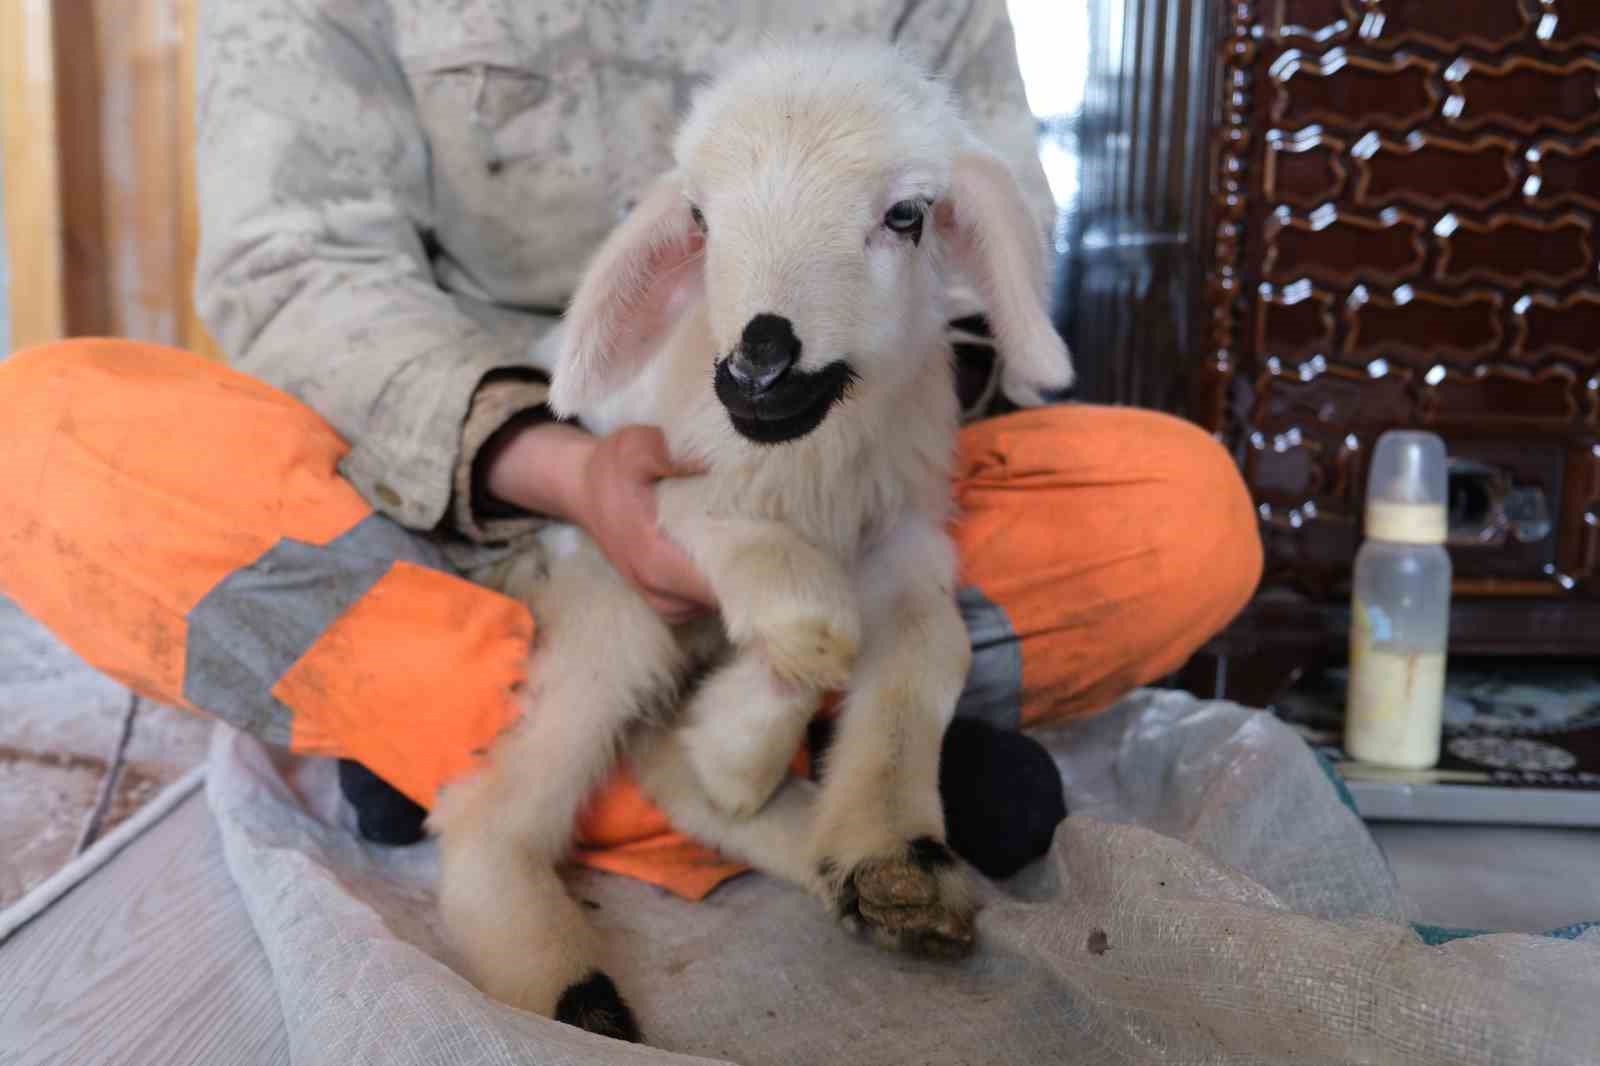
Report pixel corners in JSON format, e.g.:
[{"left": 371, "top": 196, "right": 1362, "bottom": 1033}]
[
  {"left": 651, "top": 497, "right": 860, "bottom": 817},
  {"left": 672, "top": 648, "right": 822, "bottom": 817},
  {"left": 631, "top": 723, "right": 821, "bottom": 892},
  {"left": 428, "top": 544, "right": 686, "bottom": 1041}
]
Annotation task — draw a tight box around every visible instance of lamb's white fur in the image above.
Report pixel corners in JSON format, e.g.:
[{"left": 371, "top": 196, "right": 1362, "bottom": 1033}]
[{"left": 428, "top": 40, "right": 1074, "bottom": 1036}]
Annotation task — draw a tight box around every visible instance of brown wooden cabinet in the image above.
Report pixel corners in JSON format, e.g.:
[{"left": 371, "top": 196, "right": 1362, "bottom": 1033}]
[{"left": 1050, "top": 0, "right": 1600, "bottom": 706}]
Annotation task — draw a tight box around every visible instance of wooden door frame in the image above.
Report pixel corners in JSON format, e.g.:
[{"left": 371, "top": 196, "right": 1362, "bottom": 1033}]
[
  {"left": 176, "top": 0, "right": 220, "bottom": 359},
  {"left": 1, "top": 0, "right": 220, "bottom": 357},
  {"left": 1, "top": 0, "right": 67, "bottom": 350}
]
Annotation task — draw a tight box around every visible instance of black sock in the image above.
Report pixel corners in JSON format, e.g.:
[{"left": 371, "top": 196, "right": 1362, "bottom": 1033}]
[
  {"left": 338, "top": 759, "right": 429, "bottom": 846},
  {"left": 937, "top": 717, "right": 1067, "bottom": 879}
]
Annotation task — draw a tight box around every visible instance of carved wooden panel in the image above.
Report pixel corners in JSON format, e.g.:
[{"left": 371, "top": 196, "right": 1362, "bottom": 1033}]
[
  {"left": 1442, "top": 56, "right": 1600, "bottom": 135},
  {"left": 1351, "top": 131, "right": 1519, "bottom": 210},
  {"left": 1359, "top": 0, "right": 1534, "bottom": 52},
  {"left": 1514, "top": 292, "right": 1600, "bottom": 361},
  {"left": 1534, "top": 1, "right": 1600, "bottom": 52},
  {"left": 1270, "top": 50, "right": 1440, "bottom": 130},
  {"left": 1525, "top": 136, "right": 1600, "bottom": 210},
  {"left": 1273, "top": 0, "right": 1352, "bottom": 45},
  {"left": 1432, "top": 212, "right": 1593, "bottom": 288},
  {"left": 1256, "top": 281, "right": 1338, "bottom": 360},
  {"left": 1201, "top": 0, "right": 1600, "bottom": 601},
  {"left": 1344, "top": 285, "right": 1503, "bottom": 364},
  {"left": 1264, "top": 205, "right": 1429, "bottom": 284},
  {"left": 1265, "top": 128, "right": 1348, "bottom": 206}
]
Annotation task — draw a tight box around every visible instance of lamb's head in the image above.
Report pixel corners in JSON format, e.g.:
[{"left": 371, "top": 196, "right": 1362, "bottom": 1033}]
[{"left": 551, "top": 41, "right": 1074, "bottom": 443}]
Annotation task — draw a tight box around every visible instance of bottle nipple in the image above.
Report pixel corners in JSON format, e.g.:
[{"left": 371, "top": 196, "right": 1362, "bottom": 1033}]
[{"left": 1365, "top": 431, "right": 1447, "bottom": 544}]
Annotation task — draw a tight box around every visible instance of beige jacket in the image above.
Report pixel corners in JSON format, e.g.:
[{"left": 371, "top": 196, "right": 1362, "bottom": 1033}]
[{"left": 193, "top": 0, "right": 1054, "bottom": 572}]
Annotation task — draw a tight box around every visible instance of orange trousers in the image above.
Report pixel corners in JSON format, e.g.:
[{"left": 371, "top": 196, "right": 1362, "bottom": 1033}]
[{"left": 0, "top": 340, "right": 1260, "bottom": 896}]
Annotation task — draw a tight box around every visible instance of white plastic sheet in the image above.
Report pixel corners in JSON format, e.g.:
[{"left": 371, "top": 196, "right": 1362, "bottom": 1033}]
[{"left": 206, "top": 690, "right": 1600, "bottom": 1065}]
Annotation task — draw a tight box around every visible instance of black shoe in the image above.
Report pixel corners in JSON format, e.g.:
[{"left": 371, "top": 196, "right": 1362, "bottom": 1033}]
[
  {"left": 937, "top": 717, "right": 1067, "bottom": 879},
  {"left": 338, "top": 759, "right": 429, "bottom": 846}
]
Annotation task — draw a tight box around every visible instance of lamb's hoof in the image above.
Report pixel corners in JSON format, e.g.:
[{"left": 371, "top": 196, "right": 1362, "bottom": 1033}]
[
  {"left": 823, "top": 837, "right": 977, "bottom": 959},
  {"left": 554, "top": 971, "right": 642, "bottom": 1043}
]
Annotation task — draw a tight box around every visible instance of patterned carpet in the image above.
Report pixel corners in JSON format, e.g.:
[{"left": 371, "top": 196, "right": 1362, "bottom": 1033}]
[{"left": 1278, "top": 661, "right": 1600, "bottom": 751}]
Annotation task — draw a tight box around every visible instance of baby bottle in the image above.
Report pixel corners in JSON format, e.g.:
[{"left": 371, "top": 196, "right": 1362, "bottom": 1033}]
[{"left": 1344, "top": 431, "right": 1452, "bottom": 769}]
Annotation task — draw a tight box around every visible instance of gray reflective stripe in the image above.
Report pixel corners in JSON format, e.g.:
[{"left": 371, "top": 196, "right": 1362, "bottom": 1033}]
[
  {"left": 183, "top": 515, "right": 449, "bottom": 745},
  {"left": 954, "top": 585, "right": 1022, "bottom": 730}
]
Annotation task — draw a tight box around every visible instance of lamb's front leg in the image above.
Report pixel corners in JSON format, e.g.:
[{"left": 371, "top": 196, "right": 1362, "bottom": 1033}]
[
  {"left": 658, "top": 491, "right": 858, "bottom": 815},
  {"left": 672, "top": 649, "right": 822, "bottom": 816},
  {"left": 428, "top": 543, "right": 690, "bottom": 1041},
  {"left": 812, "top": 519, "right": 978, "bottom": 958}
]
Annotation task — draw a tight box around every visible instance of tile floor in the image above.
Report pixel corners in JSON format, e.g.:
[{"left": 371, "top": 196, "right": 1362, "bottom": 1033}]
[{"left": 0, "top": 595, "right": 211, "bottom": 909}]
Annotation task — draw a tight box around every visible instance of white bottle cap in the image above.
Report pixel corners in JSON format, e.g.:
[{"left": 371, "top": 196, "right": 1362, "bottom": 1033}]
[{"left": 1364, "top": 431, "right": 1448, "bottom": 544}]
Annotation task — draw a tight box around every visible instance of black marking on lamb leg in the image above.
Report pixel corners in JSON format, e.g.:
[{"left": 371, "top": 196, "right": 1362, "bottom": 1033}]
[
  {"left": 676, "top": 646, "right": 728, "bottom": 707},
  {"left": 907, "top": 836, "right": 956, "bottom": 871},
  {"left": 805, "top": 716, "right": 837, "bottom": 781},
  {"left": 634, "top": 680, "right": 685, "bottom": 728},
  {"left": 833, "top": 876, "right": 862, "bottom": 921},
  {"left": 555, "top": 971, "right": 643, "bottom": 1043}
]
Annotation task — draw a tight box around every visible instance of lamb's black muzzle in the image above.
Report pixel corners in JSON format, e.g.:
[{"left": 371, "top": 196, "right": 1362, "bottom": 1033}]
[
  {"left": 715, "top": 356, "right": 855, "bottom": 445},
  {"left": 715, "top": 313, "right": 855, "bottom": 444}
]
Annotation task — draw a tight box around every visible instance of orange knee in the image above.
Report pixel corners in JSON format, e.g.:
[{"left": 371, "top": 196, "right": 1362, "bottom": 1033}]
[
  {"left": 0, "top": 339, "right": 367, "bottom": 703},
  {"left": 0, "top": 341, "right": 736, "bottom": 897},
  {"left": 953, "top": 405, "right": 1261, "bottom": 724},
  {"left": 1127, "top": 411, "right": 1263, "bottom": 681}
]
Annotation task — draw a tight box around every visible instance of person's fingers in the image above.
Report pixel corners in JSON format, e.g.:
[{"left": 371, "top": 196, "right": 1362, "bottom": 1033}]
[
  {"left": 611, "top": 461, "right": 715, "bottom": 607},
  {"left": 677, "top": 562, "right": 717, "bottom": 610},
  {"left": 649, "top": 596, "right": 713, "bottom": 624},
  {"left": 641, "top": 589, "right": 692, "bottom": 614},
  {"left": 617, "top": 425, "right": 677, "bottom": 481},
  {"left": 619, "top": 424, "right": 707, "bottom": 481},
  {"left": 594, "top": 424, "right": 715, "bottom": 619},
  {"left": 668, "top": 453, "right": 709, "bottom": 477},
  {"left": 646, "top": 533, "right": 717, "bottom": 608}
]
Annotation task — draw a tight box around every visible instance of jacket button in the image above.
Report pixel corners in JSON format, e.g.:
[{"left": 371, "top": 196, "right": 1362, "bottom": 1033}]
[{"left": 374, "top": 483, "right": 404, "bottom": 508}]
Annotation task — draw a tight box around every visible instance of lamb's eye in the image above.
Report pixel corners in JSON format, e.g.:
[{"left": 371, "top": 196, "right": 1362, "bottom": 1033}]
[
  {"left": 884, "top": 199, "right": 926, "bottom": 243},
  {"left": 689, "top": 205, "right": 707, "bottom": 233},
  {"left": 885, "top": 200, "right": 924, "bottom": 232}
]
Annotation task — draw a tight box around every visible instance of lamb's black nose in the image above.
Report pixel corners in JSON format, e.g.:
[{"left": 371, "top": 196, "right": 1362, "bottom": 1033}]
[{"left": 729, "top": 313, "right": 800, "bottom": 395}]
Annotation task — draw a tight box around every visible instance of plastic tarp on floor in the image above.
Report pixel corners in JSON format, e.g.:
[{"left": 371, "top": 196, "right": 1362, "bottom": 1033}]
[{"left": 206, "top": 689, "right": 1600, "bottom": 1065}]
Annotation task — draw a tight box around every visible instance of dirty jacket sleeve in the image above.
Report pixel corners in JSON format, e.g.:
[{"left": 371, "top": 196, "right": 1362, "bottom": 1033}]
[{"left": 192, "top": 0, "right": 547, "bottom": 545}]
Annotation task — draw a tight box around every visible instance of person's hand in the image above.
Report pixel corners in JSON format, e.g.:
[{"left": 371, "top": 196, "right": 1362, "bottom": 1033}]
[
  {"left": 573, "top": 426, "right": 715, "bottom": 622},
  {"left": 482, "top": 420, "right": 715, "bottom": 623}
]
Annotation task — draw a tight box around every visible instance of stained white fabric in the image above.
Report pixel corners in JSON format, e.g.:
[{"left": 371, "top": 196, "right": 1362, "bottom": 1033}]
[{"left": 205, "top": 690, "right": 1600, "bottom": 1065}]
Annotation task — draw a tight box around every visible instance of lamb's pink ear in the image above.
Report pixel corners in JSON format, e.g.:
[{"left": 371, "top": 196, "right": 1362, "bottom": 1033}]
[
  {"left": 550, "top": 174, "right": 703, "bottom": 416},
  {"left": 936, "top": 153, "right": 1075, "bottom": 407}
]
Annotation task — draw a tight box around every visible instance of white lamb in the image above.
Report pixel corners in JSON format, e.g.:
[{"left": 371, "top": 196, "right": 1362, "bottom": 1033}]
[{"left": 428, "top": 39, "right": 1075, "bottom": 1042}]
